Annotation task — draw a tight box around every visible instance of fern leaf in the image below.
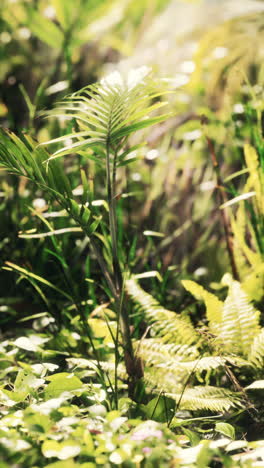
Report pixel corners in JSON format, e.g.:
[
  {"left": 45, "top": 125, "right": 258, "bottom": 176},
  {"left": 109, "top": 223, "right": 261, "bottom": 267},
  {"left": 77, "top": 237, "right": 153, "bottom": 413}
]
[
  {"left": 242, "top": 263, "right": 264, "bottom": 302},
  {"left": 43, "top": 67, "right": 171, "bottom": 165},
  {"left": 248, "top": 328, "right": 264, "bottom": 368},
  {"left": 245, "top": 380, "right": 264, "bottom": 390},
  {"left": 219, "top": 274, "right": 260, "bottom": 356},
  {"left": 230, "top": 211, "right": 262, "bottom": 268},
  {"left": 126, "top": 279, "right": 198, "bottom": 345},
  {"left": 0, "top": 130, "right": 100, "bottom": 238},
  {"left": 169, "top": 386, "right": 242, "bottom": 412},
  {"left": 244, "top": 144, "right": 263, "bottom": 215},
  {"left": 182, "top": 280, "right": 223, "bottom": 334},
  {"left": 138, "top": 339, "right": 199, "bottom": 362},
  {"left": 137, "top": 338, "right": 226, "bottom": 373},
  {"left": 144, "top": 376, "right": 241, "bottom": 411}
]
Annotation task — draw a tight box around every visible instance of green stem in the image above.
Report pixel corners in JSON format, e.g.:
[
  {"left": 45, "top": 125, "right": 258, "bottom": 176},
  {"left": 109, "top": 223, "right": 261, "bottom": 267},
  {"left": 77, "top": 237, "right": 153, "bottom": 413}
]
[{"left": 106, "top": 140, "right": 142, "bottom": 399}]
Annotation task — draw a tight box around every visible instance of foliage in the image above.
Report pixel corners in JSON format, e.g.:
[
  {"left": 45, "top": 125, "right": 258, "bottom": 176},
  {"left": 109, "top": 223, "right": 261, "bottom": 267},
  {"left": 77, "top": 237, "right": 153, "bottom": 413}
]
[
  {"left": 0, "top": 66, "right": 171, "bottom": 397},
  {"left": 126, "top": 273, "right": 264, "bottom": 414},
  {"left": 0, "top": 0, "right": 264, "bottom": 466},
  {"left": 1, "top": 336, "right": 264, "bottom": 467}
]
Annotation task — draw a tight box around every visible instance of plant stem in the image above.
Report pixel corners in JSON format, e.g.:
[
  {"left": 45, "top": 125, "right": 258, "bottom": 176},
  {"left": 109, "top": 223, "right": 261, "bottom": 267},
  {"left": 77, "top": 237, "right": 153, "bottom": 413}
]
[{"left": 106, "top": 140, "right": 143, "bottom": 399}]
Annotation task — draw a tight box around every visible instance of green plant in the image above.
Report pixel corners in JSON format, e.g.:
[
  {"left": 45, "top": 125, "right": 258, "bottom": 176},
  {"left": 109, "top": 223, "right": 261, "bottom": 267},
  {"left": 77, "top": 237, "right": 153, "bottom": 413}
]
[
  {"left": 224, "top": 142, "right": 264, "bottom": 302},
  {"left": 0, "top": 66, "right": 171, "bottom": 400},
  {"left": 126, "top": 272, "right": 264, "bottom": 417}
]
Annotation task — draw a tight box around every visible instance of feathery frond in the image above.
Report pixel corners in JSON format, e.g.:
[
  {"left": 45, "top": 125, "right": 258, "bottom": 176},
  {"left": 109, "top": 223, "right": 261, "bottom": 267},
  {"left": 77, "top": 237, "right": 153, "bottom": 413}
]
[
  {"left": 167, "top": 386, "right": 242, "bottom": 412},
  {"left": 244, "top": 144, "right": 264, "bottom": 217},
  {"left": 126, "top": 278, "right": 198, "bottom": 345},
  {"left": 42, "top": 67, "right": 171, "bottom": 165},
  {"left": 248, "top": 329, "right": 264, "bottom": 368},
  {"left": 143, "top": 373, "right": 241, "bottom": 412},
  {"left": 137, "top": 338, "right": 228, "bottom": 372},
  {"left": 0, "top": 130, "right": 99, "bottom": 238},
  {"left": 182, "top": 280, "right": 223, "bottom": 335},
  {"left": 219, "top": 274, "right": 260, "bottom": 356}
]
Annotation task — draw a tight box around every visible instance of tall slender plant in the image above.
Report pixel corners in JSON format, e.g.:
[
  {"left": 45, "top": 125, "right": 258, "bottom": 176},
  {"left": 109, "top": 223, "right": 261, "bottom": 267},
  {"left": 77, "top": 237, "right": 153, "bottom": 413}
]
[{"left": 0, "top": 66, "right": 171, "bottom": 398}]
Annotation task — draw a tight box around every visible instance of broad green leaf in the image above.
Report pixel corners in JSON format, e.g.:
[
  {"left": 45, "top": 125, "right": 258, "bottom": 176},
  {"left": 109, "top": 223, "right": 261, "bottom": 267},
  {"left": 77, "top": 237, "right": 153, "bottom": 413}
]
[
  {"left": 215, "top": 422, "right": 235, "bottom": 440},
  {"left": 45, "top": 460, "right": 82, "bottom": 468},
  {"left": 44, "top": 373, "right": 83, "bottom": 399},
  {"left": 182, "top": 427, "right": 201, "bottom": 446},
  {"left": 143, "top": 395, "right": 175, "bottom": 422},
  {"left": 24, "top": 411, "right": 52, "bottom": 433},
  {"left": 1, "top": 388, "right": 28, "bottom": 403},
  {"left": 42, "top": 440, "right": 81, "bottom": 460},
  {"left": 196, "top": 441, "right": 212, "bottom": 468},
  {"left": 14, "top": 370, "right": 44, "bottom": 392},
  {"left": 13, "top": 337, "right": 38, "bottom": 352}
]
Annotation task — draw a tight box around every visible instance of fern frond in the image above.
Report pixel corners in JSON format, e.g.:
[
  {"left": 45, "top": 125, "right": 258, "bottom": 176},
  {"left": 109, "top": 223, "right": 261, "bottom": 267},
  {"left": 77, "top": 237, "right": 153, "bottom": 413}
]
[
  {"left": 0, "top": 130, "right": 69, "bottom": 197},
  {"left": 143, "top": 372, "right": 241, "bottom": 411},
  {"left": 137, "top": 339, "right": 199, "bottom": 363},
  {"left": 241, "top": 261, "right": 264, "bottom": 303},
  {"left": 168, "top": 386, "right": 242, "bottom": 412},
  {"left": 248, "top": 329, "right": 264, "bottom": 368},
  {"left": 219, "top": 274, "right": 260, "bottom": 357},
  {"left": 230, "top": 211, "right": 262, "bottom": 268},
  {"left": 244, "top": 144, "right": 264, "bottom": 216},
  {"left": 182, "top": 280, "right": 223, "bottom": 335},
  {"left": 245, "top": 380, "right": 264, "bottom": 390},
  {"left": 137, "top": 338, "right": 227, "bottom": 373},
  {"left": 126, "top": 278, "right": 198, "bottom": 345},
  {"left": 42, "top": 67, "right": 171, "bottom": 164},
  {"left": 166, "top": 356, "right": 226, "bottom": 374},
  {"left": 0, "top": 131, "right": 101, "bottom": 238}
]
